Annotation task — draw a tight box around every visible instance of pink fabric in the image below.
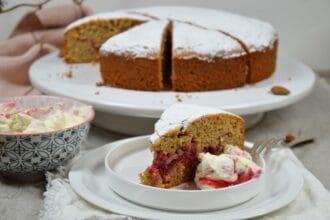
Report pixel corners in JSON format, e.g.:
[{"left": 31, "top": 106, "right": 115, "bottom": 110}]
[{"left": 0, "top": 4, "right": 93, "bottom": 98}]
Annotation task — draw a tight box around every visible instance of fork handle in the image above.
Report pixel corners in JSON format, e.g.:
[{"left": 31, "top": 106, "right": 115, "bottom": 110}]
[{"left": 287, "top": 138, "right": 315, "bottom": 148}]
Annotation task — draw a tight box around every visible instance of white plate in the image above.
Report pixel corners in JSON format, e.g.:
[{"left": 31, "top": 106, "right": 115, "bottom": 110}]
[
  {"left": 104, "top": 136, "right": 265, "bottom": 211},
  {"left": 30, "top": 52, "right": 315, "bottom": 118},
  {"left": 69, "top": 137, "right": 304, "bottom": 220}
]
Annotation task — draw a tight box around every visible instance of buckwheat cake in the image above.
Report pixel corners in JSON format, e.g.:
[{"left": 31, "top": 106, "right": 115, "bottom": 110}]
[
  {"left": 139, "top": 104, "right": 245, "bottom": 188},
  {"left": 62, "top": 6, "right": 277, "bottom": 91}
]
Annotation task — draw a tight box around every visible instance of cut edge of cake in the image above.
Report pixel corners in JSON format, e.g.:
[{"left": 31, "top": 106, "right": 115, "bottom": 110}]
[
  {"left": 171, "top": 21, "right": 248, "bottom": 91},
  {"left": 61, "top": 12, "right": 151, "bottom": 63}
]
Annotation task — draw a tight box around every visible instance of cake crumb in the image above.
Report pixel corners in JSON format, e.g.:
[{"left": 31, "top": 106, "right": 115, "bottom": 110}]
[
  {"left": 285, "top": 134, "right": 296, "bottom": 143},
  {"left": 96, "top": 81, "right": 105, "bottom": 87},
  {"left": 57, "top": 72, "right": 64, "bottom": 79},
  {"left": 95, "top": 91, "right": 100, "bottom": 95},
  {"left": 271, "top": 86, "right": 290, "bottom": 95},
  {"left": 186, "top": 94, "right": 192, "bottom": 98},
  {"left": 175, "top": 94, "right": 182, "bottom": 102},
  {"left": 64, "top": 71, "right": 73, "bottom": 79}
]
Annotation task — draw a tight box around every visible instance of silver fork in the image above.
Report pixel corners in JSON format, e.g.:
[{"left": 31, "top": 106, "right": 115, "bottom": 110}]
[
  {"left": 250, "top": 137, "right": 314, "bottom": 158},
  {"left": 250, "top": 138, "right": 283, "bottom": 158}
]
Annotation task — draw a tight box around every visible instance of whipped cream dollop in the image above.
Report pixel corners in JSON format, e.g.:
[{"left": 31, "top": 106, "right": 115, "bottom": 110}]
[
  {"left": 195, "top": 145, "right": 262, "bottom": 189},
  {"left": 0, "top": 102, "right": 92, "bottom": 134}
]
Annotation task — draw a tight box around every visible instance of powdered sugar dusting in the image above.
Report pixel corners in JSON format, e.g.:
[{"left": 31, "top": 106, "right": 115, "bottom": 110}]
[
  {"left": 173, "top": 22, "right": 245, "bottom": 61},
  {"left": 150, "top": 104, "right": 242, "bottom": 144},
  {"left": 132, "top": 6, "right": 277, "bottom": 52},
  {"left": 65, "top": 11, "right": 150, "bottom": 31},
  {"left": 100, "top": 20, "right": 169, "bottom": 59},
  {"left": 65, "top": 6, "right": 277, "bottom": 59}
]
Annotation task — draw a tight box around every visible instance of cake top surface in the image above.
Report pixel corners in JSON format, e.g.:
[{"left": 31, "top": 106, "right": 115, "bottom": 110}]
[
  {"left": 66, "top": 6, "right": 277, "bottom": 55},
  {"left": 100, "top": 20, "right": 169, "bottom": 59},
  {"left": 131, "top": 6, "right": 277, "bottom": 52},
  {"left": 65, "top": 11, "right": 150, "bottom": 31},
  {"left": 172, "top": 22, "right": 245, "bottom": 61},
  {"left": 150, "top": 104, "right": 242, "bottom": 144}
]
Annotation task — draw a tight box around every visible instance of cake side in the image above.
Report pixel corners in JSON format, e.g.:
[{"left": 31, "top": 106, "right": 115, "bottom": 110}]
[
  {"left": 99, "top": 20, "right": 170, "bottom": 91},
  {"left": 100, "top": 56, "right": 162, "bottom": 90},
  {"left": 62, "top": 11, "right": 151, "bottom": 63},
  {"left": 141, "top": 104, "right": 245, "bottom": 188},
  {"left": 248, "top": 39, "right": 278, "bottom": 83},
  {"left": 172, "top": 57, "right": 247, "bottom": 91},
  {"left": 171, "top": 22, "right": 247, "bottom": 91},
  {"left": 62, "top": 19, "right": 145, "bottom": 63}
]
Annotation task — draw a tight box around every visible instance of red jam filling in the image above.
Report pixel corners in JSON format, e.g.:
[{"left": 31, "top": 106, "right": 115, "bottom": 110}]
[
  {"left": 199, "top": 168, "right": 262, "bottom": 189},
  {"left": 150, "top": 141, "right": 198, "bottom": 176},
  {"left": 148, "top": 141, "right": 223, "bottom": 178}
]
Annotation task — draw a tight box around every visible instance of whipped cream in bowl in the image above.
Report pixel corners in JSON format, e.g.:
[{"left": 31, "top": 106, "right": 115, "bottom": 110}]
[
  {"left": 0, "top": 98, "right": 93, "bottom": 135},
  {"left": 0, "top": 95, "right": 94, "bottom": 180}
]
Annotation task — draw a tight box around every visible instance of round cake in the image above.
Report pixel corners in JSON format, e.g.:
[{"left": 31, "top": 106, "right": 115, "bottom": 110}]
[{"left": 62, "top": 6, "right": 278, "bottom": 91}]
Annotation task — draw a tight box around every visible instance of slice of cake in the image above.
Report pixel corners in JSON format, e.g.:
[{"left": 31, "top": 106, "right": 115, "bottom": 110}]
[
  {"left": 171, "top": 22, "right": 247, "bottom": 91},
  {"left": 99, "top": 20, "right": 171, "bottom": 91},
  {"left": 140, "top": 104, "right": 245, "bottom": 188},
  {"left": 62, "top": 12, "right": 149, "bottom": 63}
]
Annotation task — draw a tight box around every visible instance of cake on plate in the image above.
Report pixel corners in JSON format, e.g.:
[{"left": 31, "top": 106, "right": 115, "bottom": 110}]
[
  {"left": 62, "top": 6, "right": 278, "bottom": 91},
  {"left": 139, "top": 104, "right": 245, "bottom": 188}
]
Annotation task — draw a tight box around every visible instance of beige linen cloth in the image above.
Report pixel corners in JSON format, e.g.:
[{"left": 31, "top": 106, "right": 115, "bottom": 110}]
[{"left": 0, "top": 4, "right": 92, "bottom": 98}]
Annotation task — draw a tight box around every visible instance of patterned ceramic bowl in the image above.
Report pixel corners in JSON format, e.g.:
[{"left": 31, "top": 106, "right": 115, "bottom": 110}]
[{"left": 0, "top": 96, "right": 95, "bottom": 179}]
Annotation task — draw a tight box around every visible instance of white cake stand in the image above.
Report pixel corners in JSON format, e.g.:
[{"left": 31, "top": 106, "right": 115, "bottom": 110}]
[{"left": 30, "top": 52, "right": 315, "bottom": 135}]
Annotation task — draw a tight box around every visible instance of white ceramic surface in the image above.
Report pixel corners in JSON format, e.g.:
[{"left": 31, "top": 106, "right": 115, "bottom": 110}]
[
  {"left": 104, "top": 136, "right": 265, "bottom": 211},
  {"left": 30, "top": 52, "right": 315, "bottom": 118},
  {"left": 69, "top": 137, "right": 304, "bottom": 220}
]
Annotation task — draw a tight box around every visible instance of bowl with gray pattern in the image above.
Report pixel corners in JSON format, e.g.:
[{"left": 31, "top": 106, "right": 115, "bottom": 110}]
[{"left": 0, "top": 96, "right": 95, "bottom": 180}]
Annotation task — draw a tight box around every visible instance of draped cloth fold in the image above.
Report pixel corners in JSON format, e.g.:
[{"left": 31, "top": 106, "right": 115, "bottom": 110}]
[{"left": 0, "top": 4, "right": 93, "bottom": 98}]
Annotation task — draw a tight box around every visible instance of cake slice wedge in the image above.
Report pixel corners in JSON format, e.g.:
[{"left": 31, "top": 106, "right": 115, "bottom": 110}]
[
  {"left": 99, "top": 20, "right": 171, "bottom": 91},
  {"left": 171, "top": 22, "right": 248, "bottom": 91},
  {"left": 140, "top": 104, "right": 245, "bottom": 188}
]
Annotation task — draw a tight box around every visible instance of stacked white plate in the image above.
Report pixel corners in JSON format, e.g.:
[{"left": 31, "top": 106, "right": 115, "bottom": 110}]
[{"left": 69, "top": 136, "right": 304, "bottom": 219}]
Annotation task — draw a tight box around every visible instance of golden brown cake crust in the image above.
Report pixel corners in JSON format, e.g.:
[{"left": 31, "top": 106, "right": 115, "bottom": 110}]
[
  {"left": 248, "top": 40, "right": 278, "bottom": 83},
  {"left": 100, "top": 55, "right": 163, "bottom": 91},
  {"left": 172, "top": 56, "right": 248, "bottom": 91}
]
